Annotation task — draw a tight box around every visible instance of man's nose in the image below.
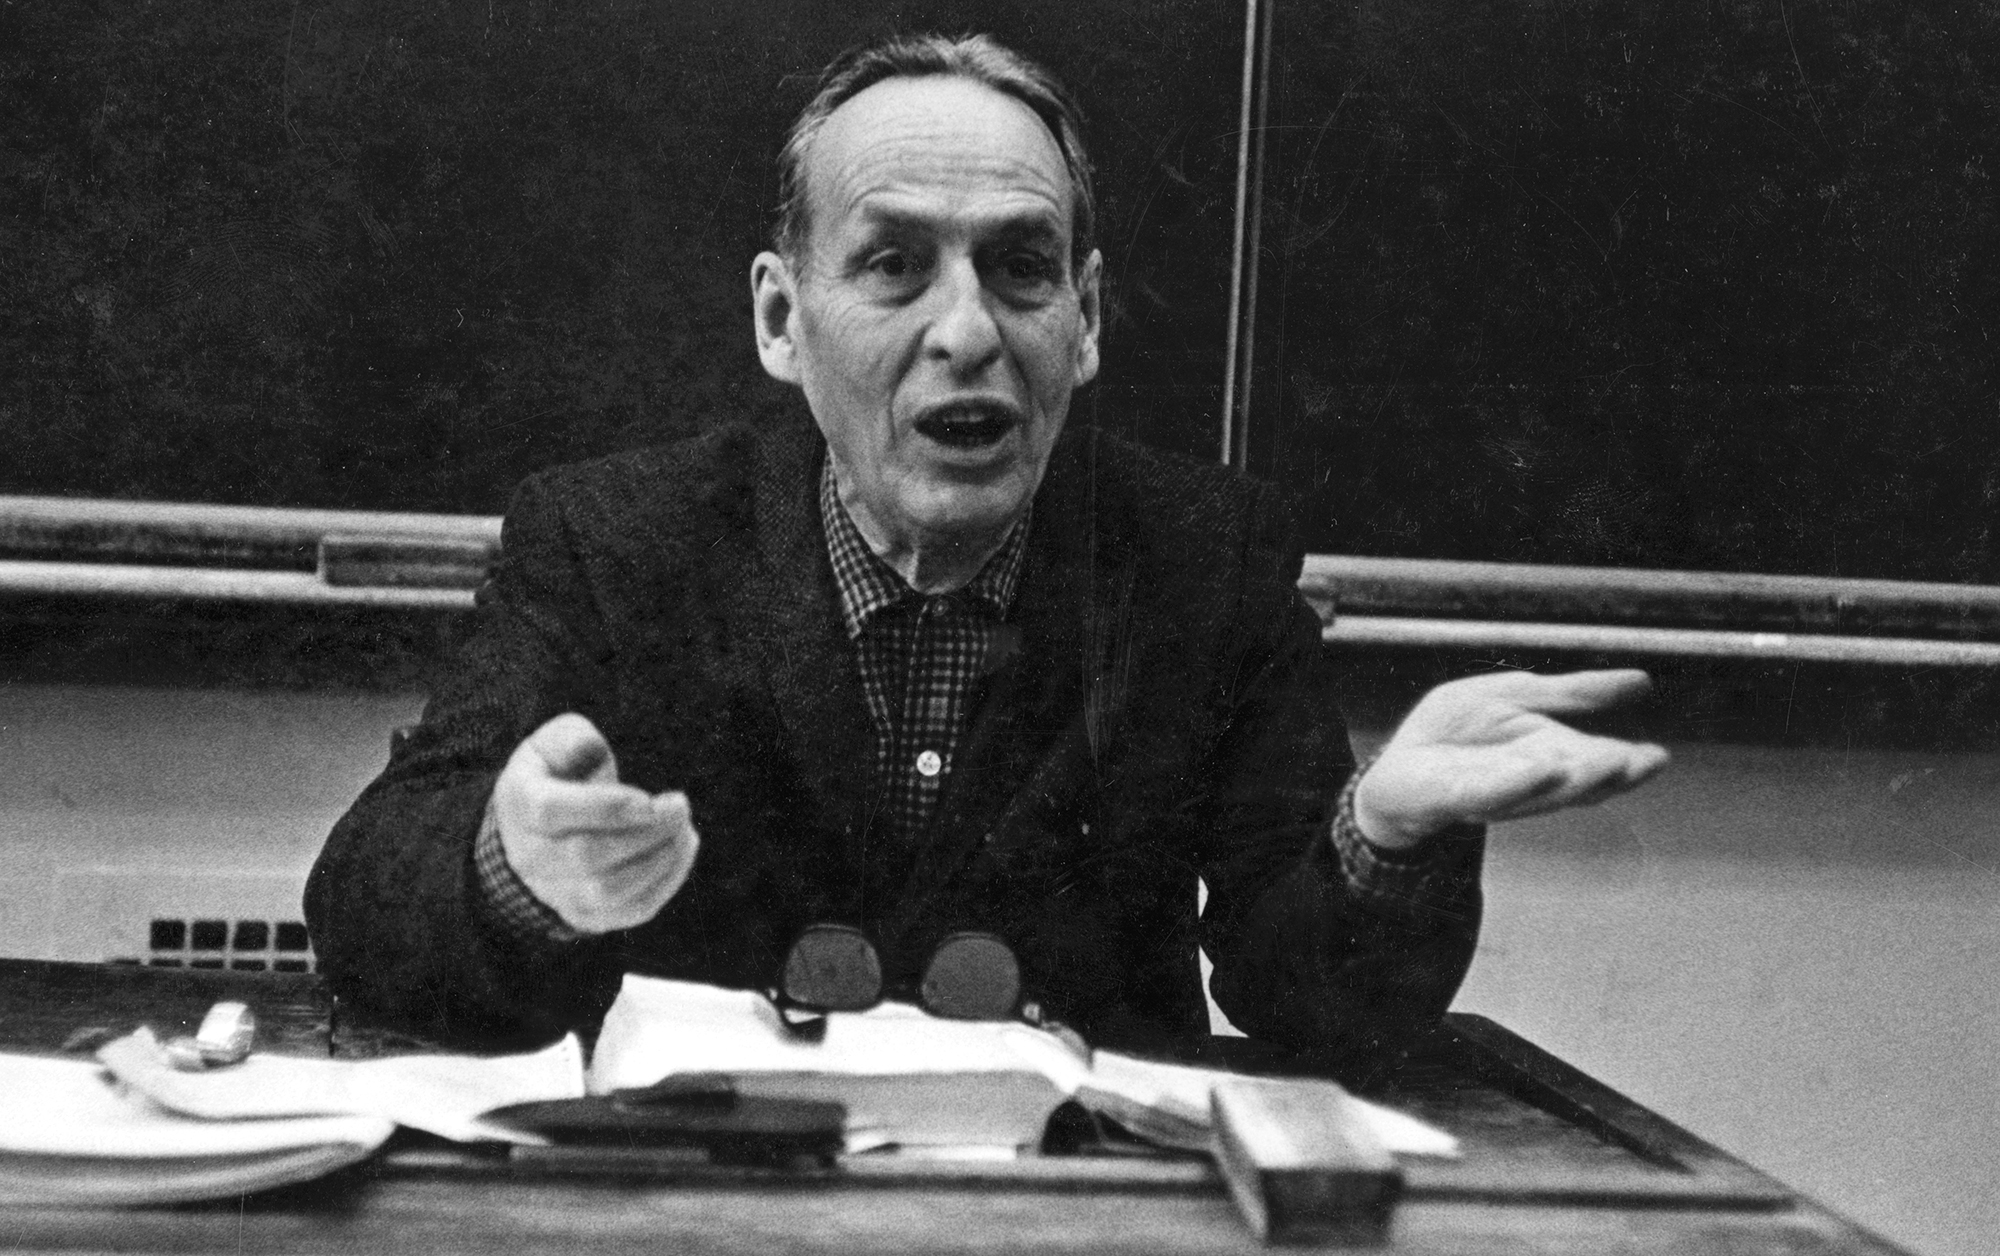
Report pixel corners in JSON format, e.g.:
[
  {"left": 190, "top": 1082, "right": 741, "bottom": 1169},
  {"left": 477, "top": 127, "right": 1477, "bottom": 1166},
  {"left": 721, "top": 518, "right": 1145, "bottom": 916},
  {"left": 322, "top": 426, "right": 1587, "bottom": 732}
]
[{"left": 921, "top": 257, "right": 1004, "bottom": 375}]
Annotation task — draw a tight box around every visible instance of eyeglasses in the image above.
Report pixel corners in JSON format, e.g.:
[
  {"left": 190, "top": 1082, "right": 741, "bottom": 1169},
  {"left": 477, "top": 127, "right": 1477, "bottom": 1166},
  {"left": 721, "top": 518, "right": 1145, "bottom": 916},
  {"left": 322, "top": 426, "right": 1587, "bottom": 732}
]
[{"left": 768, "top": 923, "right": 1089, "bottom": 1062}]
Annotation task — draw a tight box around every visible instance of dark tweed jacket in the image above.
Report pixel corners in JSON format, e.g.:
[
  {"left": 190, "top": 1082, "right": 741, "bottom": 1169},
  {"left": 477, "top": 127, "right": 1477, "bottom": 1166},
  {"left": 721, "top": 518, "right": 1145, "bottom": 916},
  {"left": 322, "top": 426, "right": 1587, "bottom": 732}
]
[{"left": 305, "top": 420, "right": 1481, "bottom": 1057}]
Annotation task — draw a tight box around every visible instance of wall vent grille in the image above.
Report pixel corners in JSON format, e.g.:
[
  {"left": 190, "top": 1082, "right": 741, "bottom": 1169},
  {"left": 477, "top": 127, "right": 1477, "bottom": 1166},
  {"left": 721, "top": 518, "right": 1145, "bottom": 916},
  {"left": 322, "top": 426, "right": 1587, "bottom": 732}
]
[{"left": 110, "top": 917, "right": 316, "bottom": 972}]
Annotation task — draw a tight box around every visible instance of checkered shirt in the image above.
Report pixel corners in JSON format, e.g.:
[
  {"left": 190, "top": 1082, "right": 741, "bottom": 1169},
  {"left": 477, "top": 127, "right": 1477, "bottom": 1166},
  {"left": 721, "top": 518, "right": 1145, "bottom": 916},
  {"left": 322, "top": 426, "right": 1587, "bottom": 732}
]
[
  {"left": 1328, "top": 754, "right": 1482, "bottom": 918},
  {"left": 476, "top": 793, "right": 585, "bottom": 943},
  {"left": 820, "top": 461, "right": 1030, "bottom": 846}
]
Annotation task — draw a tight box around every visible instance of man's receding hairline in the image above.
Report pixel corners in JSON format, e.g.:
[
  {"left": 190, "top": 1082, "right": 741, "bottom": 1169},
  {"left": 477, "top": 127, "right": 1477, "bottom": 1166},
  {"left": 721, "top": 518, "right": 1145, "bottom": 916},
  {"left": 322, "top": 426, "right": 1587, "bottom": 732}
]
[
  {"left": 792, "top": 75, "right": 1079, "bottom": 255},
  {"left": 773, "top": 34, "right": 1096, "bottom": 270}
]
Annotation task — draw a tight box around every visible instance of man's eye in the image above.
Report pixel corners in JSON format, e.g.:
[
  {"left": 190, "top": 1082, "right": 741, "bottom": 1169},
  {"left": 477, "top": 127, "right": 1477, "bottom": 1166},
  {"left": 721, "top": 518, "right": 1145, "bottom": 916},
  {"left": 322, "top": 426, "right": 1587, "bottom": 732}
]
[
  {"left": 994, "top": 251, "right": 1061, "bottom": 290},
  {"left": 864, "top": 250, "right": 923, "bottom": 279}
]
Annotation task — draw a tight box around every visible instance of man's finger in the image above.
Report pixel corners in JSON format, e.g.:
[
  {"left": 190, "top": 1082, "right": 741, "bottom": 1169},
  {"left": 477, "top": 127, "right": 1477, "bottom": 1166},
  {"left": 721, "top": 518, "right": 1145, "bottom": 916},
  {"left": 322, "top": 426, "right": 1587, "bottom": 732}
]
[
  {"left": 592, "top": 793, "right": 700, "bottom": 904},
  {"left": 1622, "top": 741, "right": 1672, "bottom": 785},
  {"left": 526, "top": 713, "right": 618, "bottom": 782},
  {"left": 1482, "top": 739, "right": 1669, "bottom": 821},
  {"left": 1491, "top": 775, "right": 1636, "bottom": 821},
  {"left": 594, "top": 802, "right": 693, "bottom": 872},
  {"left": 652, "top": 790, "right": 695, "bottom": 831},
  {"left": 530, "top": 779, "right": 659, "bottom": 834},
  {"left": 1490, "top": 668, "right": 1653, "bottom": 715},
  {"left": 1446, "top": 753, "right": 1566, "bottom": 814}
]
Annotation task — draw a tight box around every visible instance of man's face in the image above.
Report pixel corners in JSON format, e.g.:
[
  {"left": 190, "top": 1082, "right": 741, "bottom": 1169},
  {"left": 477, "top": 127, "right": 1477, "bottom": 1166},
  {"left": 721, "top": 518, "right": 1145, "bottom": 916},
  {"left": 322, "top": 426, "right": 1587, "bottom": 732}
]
[{"left": 753, "top": 75, "right": 1102, "bottom": 552}]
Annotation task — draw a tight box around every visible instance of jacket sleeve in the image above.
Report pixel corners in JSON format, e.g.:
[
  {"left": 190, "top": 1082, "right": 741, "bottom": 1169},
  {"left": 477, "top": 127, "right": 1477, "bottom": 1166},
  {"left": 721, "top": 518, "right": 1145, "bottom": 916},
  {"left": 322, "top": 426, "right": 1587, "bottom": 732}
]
[
  {"left": 1197, "top": 489, "right": 1483, "bottom": 1071},
  {"left": 303, "top": 475, "right": 625, "bottom": 1047}
]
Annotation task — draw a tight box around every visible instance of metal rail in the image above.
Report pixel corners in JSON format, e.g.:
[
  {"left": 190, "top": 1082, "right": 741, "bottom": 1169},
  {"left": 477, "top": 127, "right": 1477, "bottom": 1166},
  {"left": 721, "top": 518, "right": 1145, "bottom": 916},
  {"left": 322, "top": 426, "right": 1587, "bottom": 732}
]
[
  {"left": 0, "top": 495, "right": 500, "bottom": 572},
  {"left": 0, "top": 560, "right": 480, "bottom": 610},
  {"left": 1322, "top": 617, "right": 2000, "bottom": 668},
  {"left": 6, "top": 496, "right": 2000, "bottom": 665},
  {"left": 1299, "top": 555, "right": 2000, "bottom": 640},
  {"left": 0, "top": 496, "right": 498, "bottom": 605}
]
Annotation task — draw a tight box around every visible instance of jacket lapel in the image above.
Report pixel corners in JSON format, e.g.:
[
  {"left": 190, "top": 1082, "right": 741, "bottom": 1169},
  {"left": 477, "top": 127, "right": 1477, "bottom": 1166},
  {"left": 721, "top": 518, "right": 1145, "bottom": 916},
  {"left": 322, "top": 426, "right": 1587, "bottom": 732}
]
[
  {"left": 733, "top": 421, "right": 877, "bottom": 859},
  {"left": 884, "top": 429, "right": 1136, "bottom": 941}
]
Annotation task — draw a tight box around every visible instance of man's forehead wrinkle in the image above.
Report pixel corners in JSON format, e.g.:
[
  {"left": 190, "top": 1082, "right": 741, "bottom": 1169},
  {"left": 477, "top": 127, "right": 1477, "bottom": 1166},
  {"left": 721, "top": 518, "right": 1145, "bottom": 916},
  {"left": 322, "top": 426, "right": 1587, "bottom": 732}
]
[
  {"left": 803, "top": 75, "right": 1074, "bottom": 246},
  {"left": 823, "top": 143, "right": 1070, "bottom": 213},
  {"left": 843, "top": 193, "right": 1068, "bottom": 244}
]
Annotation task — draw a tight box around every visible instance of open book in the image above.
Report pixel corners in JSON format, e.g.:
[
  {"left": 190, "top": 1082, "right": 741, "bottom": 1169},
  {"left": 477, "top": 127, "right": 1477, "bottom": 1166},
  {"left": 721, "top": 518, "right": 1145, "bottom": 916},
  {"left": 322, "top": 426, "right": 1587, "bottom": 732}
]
[{"left": 589, "top": 974, "right": 1456, "bottom": 1157}]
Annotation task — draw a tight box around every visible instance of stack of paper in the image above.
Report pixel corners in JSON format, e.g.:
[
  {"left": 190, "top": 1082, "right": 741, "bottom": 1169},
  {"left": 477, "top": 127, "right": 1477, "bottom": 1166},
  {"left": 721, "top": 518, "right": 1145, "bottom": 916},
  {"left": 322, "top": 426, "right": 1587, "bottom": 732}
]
[
  {"left": 0, "top": 1030, "right": 586, "bottom": 1206},
  {"left": 0, "top": 1052, "right": 392, "bottom": 1207}
]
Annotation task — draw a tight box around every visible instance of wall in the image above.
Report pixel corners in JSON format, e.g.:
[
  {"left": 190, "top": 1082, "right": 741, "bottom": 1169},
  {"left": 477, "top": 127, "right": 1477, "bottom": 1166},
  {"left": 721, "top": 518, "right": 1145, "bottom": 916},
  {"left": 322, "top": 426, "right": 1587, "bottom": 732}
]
[
  {"left": 0, "top": 684, "right": 421, "bottom": 960},
  {"left": 1454, "top": 740, "right": 2000, "bottom": 1256}
]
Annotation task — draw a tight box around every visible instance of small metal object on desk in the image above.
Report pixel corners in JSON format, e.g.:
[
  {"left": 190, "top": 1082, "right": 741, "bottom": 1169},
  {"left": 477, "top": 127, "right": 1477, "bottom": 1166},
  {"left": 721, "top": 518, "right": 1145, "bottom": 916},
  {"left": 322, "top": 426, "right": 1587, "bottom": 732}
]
[{"left": 165, "top": 1001, "right": 257, "bottom": 1071}]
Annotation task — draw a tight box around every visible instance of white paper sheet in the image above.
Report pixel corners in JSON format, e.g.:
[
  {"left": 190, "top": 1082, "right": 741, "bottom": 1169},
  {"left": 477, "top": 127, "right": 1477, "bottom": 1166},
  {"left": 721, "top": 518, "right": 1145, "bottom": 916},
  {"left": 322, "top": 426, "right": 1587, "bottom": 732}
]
[{"left": 97, "top": 1028, "right": 585, "bottom": 1145}]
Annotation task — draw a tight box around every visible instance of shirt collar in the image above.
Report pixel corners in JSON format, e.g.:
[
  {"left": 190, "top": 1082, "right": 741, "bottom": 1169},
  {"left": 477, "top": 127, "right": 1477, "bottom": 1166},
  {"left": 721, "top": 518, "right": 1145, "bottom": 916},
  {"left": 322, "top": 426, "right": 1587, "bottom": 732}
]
[{"left": 820, "top": 457, "right": 1029, "bottom": 639}]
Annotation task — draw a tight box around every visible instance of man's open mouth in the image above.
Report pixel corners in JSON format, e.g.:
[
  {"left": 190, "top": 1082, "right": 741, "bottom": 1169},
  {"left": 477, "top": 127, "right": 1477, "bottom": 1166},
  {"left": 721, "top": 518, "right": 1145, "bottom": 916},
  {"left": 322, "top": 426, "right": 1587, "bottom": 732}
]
[{"left": 913, "top": 406, "right": 1016, "bottom": 450}]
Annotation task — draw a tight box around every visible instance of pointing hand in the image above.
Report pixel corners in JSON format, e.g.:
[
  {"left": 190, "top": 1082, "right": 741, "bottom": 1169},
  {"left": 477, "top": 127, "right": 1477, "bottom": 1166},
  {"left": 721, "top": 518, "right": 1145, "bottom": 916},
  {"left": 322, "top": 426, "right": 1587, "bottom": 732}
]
[{"left": 491, "top": 713, "right": 701, "bottom": 933}]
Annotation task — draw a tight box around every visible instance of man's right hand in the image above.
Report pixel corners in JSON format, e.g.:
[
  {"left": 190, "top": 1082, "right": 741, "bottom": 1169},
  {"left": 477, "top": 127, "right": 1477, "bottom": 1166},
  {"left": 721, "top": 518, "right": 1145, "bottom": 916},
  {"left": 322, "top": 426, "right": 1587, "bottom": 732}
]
[{"left": 492, "top": 713, "right": 700, "bottom": 934}]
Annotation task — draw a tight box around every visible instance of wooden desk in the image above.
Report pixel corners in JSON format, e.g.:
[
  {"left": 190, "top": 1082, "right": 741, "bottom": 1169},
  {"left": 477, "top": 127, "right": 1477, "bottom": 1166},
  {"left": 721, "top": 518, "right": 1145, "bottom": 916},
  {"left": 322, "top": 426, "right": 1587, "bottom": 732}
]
[{"left": 0, "top": 960, "right": 1908, "bottom": 1255}]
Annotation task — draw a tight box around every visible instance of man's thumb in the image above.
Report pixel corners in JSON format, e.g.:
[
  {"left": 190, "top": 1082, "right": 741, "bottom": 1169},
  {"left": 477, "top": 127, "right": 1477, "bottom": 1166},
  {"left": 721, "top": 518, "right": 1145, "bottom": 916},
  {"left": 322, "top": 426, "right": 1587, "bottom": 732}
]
[{"left": 528, "top": 713, "right": 618, "bottom": 782}]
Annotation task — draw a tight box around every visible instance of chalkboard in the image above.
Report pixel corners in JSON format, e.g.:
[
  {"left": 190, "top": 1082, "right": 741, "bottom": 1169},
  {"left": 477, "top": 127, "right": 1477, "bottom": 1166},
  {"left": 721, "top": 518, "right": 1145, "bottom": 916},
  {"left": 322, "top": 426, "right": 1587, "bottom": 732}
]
[
  {"left": 4, "top": 0, "right": 1245, "bottom": 511},
  {"left": 6, "top": 0, "right": 1997, "bottom": 582},
  {"left": 1239, "top": 0, "right": 1998, "bottom": 581}
]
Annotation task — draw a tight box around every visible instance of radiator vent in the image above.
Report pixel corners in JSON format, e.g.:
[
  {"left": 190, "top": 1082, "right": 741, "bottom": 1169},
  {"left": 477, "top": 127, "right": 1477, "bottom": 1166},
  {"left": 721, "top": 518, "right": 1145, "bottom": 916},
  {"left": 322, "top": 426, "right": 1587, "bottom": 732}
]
[{"left": 115, "top": 916, "right": 317, "bottom": 972}]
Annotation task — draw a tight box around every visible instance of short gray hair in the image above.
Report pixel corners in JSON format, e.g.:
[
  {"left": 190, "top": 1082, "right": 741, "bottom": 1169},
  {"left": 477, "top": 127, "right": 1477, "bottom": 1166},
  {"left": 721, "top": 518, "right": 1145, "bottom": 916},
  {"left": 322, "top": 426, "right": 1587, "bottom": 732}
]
[{"left": 773, "top": 34, "right": 1096, "bottom": 272}]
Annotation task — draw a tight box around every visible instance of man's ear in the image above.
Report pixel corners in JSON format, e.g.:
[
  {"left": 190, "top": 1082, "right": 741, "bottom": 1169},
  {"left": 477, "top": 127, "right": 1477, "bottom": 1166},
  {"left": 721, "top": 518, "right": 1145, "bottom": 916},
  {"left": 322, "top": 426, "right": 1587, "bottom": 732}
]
[
  {"left": 751, "top": 251, "right": 801, "bottom": 385},
  {"left": 1073, "top": 248, "right": 1103, "bottom": 386}
]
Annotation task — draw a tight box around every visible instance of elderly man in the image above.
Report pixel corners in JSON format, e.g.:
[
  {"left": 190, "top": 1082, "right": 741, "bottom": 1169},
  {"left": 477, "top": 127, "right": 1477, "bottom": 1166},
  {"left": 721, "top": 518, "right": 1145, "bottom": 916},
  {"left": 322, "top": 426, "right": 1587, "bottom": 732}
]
[{"left": 306, "top": 34, "right": 1665, "bottom": 1057}]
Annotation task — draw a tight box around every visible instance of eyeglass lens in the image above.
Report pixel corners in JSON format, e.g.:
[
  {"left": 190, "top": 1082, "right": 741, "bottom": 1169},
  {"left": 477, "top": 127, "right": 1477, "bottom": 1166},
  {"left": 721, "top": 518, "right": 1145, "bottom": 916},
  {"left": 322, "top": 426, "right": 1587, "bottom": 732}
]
[
  {"left": 919, "top": 932, "right": 1021, "bottom": 1020},
  {"left": 781, "top": 923, "right": 883, "bottom": 1012}
]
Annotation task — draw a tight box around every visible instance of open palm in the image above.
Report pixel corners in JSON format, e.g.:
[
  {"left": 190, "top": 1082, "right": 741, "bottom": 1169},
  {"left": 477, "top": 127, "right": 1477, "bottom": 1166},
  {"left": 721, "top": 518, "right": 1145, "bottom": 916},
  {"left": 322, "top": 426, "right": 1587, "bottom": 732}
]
[{"left": 1353, "top": 669, "right": 1670, "bottom": 850}]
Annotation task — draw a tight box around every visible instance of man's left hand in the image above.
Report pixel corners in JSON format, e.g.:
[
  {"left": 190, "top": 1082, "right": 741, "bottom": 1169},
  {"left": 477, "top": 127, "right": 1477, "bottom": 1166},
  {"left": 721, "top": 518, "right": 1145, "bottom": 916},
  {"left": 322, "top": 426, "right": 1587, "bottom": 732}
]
[{"left": 1353, "top": 669, "right": 1670, "bottom": 851}]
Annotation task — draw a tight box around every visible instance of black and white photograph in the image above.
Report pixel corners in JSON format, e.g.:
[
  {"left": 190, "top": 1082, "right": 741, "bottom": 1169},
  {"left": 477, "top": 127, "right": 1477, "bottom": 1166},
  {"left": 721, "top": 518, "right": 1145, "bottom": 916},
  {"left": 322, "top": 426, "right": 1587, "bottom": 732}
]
[{"left": 1, "top": 2, "right": 1994, "bottom": 1252}]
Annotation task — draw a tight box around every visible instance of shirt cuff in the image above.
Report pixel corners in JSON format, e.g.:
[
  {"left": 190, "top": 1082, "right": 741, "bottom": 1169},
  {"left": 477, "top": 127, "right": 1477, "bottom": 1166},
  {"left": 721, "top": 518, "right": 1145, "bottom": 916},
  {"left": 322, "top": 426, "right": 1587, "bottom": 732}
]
[
  {"left": 473, "top": 794, "right": 587, "bottom": 945},
  {"left": 1328, "top": 754, "right": 1483, "bottom": 918}
]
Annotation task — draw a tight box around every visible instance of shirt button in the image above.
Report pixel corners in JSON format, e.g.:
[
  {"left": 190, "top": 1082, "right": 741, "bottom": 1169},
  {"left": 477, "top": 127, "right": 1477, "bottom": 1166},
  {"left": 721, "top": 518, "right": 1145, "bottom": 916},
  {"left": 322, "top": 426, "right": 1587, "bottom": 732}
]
[{"left": 916, "top": 749, "right": 943, "bottom": 777}]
